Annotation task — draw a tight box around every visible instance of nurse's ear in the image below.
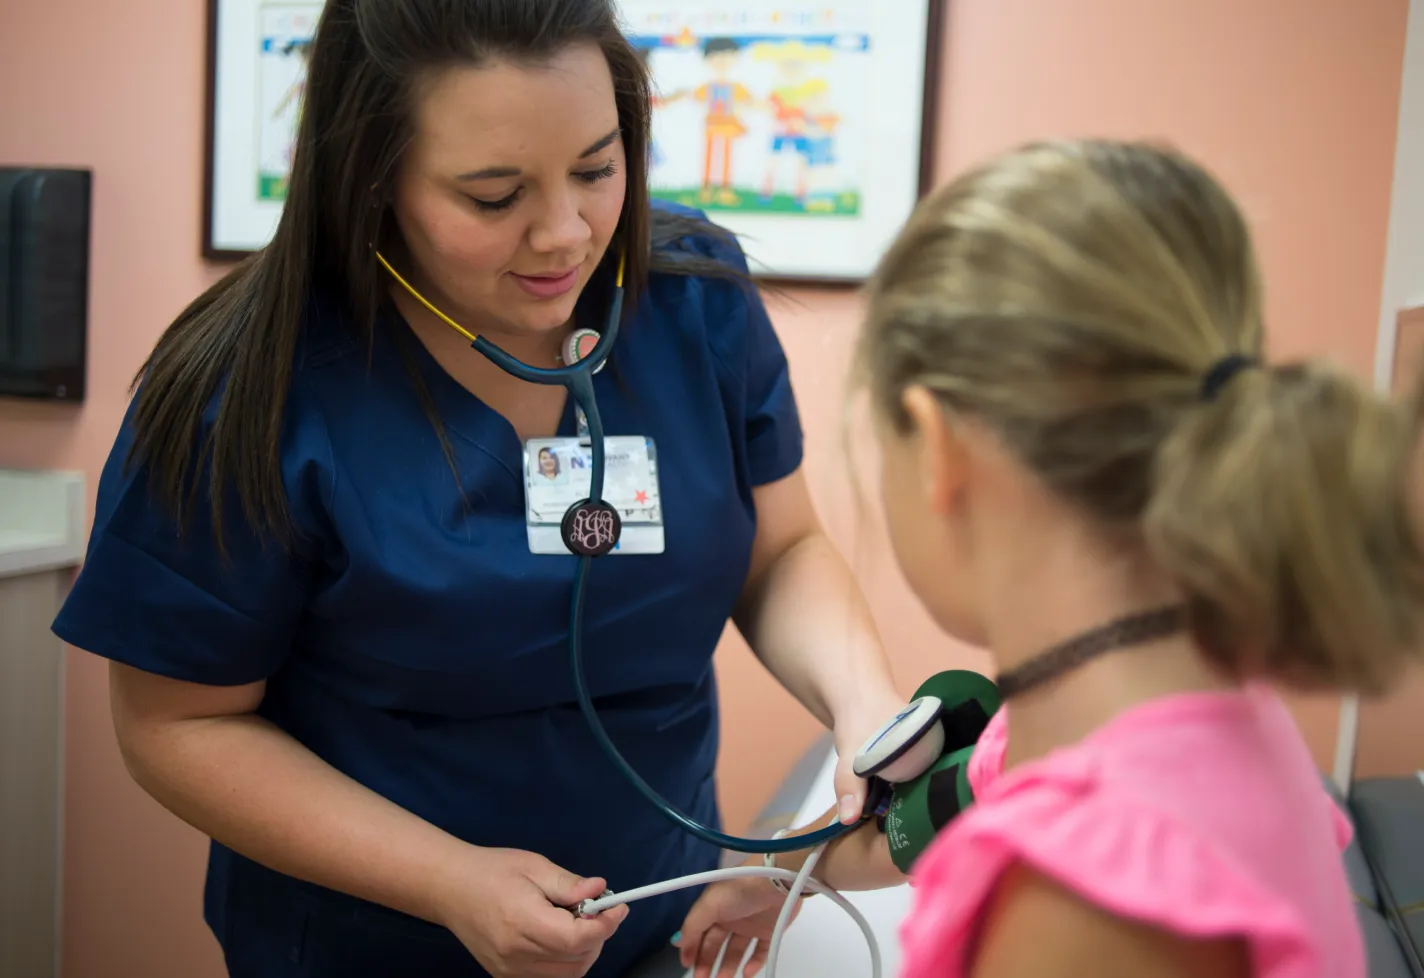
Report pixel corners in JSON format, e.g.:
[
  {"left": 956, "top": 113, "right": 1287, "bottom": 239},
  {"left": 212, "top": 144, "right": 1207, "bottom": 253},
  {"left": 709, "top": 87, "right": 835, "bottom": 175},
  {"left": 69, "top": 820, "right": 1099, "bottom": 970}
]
[{"left": 899, "top": 385, "right": 970, "bottom": 518}]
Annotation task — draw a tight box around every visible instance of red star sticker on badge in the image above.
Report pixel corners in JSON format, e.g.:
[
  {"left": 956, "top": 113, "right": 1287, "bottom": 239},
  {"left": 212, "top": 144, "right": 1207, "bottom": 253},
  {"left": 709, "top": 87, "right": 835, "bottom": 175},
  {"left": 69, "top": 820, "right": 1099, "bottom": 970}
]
[{"left": 635, "top": 490, "right": 648, "bottom": 504}]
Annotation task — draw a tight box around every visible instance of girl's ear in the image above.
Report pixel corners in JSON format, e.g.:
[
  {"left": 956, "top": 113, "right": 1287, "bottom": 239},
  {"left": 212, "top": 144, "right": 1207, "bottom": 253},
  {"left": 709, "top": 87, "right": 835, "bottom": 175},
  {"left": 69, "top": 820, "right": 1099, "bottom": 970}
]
[{"left": 901, "top": 386, "right": 968, "bottom": 517}]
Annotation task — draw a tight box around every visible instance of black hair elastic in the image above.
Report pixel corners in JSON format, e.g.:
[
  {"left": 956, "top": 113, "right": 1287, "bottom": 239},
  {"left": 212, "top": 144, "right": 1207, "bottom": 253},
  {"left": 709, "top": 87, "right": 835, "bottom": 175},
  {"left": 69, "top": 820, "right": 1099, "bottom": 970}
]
[{"left": 1200, "top": 354, "right": 1260, "bottom": 401}]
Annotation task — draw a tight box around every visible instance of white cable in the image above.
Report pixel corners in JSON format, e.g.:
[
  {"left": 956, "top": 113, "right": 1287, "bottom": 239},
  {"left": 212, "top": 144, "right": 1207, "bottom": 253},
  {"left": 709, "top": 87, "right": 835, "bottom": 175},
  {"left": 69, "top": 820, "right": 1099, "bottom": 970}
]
[
  {"left": 765, "top": 843, "right": 825, "bottom": 977},
  {"left": 579, "top": 865, "right": 880, "bottom": 978},
  {"left": 706, "top": 932, "right": 732, "bottom": 977},
  {"left": 702, "top": 934, "right": 763, "bottom": 978},
  {"left": 738, "top": 937, "right": 760, "bottom": 975}
]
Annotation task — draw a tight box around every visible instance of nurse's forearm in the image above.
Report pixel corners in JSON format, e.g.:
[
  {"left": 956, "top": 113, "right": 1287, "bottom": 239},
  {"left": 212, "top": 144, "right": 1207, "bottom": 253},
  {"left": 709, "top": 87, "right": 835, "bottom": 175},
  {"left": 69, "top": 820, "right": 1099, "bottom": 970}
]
[
  {"left": 770, "top": 805, "right": 906, "bottom": 892},
  {"left": 735, "top": 532, "right": 900, "bottom": 726},
  {"left": 111, "top": 674, "right": 470, "bottom": 927}
]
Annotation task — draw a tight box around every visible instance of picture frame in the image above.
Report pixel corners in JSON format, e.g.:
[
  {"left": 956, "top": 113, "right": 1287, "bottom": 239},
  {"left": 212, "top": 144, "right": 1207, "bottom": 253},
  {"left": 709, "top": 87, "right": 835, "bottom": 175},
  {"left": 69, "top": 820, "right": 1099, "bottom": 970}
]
[
  {"left": 202, "top": 0, "right": 946, "bottom": 284},
  {"left": 203, "top": 0, "right": 321, "bottom": 260},
  {"left": 623, "top": 1, "right": 945, "bottom": 285}
]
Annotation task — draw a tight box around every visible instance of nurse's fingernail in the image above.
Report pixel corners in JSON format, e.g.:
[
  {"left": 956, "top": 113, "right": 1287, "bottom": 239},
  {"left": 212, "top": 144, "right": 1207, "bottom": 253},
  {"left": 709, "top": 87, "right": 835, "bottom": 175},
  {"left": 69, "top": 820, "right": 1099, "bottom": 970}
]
[
  {"left": 838, "top": 794, "right": 858, "bottom": 822},
  {"left": 670, "top": 930, "right": 682, "bottom": 946}
]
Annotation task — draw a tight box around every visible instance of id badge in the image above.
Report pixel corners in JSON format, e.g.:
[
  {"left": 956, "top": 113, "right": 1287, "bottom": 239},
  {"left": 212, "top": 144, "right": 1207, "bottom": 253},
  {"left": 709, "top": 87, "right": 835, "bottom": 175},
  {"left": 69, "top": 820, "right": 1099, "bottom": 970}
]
[{"left": 523, "top": 436, "right": 666, "bottom": 555}]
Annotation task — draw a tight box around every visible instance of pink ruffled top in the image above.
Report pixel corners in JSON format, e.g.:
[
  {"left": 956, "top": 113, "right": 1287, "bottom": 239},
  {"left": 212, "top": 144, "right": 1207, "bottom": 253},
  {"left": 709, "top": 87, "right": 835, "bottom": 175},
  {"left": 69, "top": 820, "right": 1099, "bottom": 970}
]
[{"left": 900, "top": 684, "right": 1363, "bottom": 977}]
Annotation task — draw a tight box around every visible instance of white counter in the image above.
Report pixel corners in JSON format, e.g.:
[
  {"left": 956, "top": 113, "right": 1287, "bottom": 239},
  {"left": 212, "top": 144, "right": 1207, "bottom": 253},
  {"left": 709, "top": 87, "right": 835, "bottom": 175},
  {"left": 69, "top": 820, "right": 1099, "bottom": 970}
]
[{"left": 0, "top": 468, "right": 85, "bottom": 579}]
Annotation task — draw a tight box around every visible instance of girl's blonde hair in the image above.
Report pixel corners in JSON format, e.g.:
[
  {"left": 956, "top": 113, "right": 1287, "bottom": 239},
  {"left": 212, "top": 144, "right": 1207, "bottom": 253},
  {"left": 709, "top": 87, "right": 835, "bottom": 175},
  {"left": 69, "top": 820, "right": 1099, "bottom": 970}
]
[{"left": 855, "top": 138, "right": 1424, "bottom": 695}]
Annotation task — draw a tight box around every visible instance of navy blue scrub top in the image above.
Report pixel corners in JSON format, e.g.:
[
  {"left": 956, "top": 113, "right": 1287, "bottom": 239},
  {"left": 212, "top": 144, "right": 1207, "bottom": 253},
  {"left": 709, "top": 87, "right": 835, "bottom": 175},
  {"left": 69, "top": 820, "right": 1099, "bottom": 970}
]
[{"left": 51, "top": 203, "right": 804, "bottom": 978}]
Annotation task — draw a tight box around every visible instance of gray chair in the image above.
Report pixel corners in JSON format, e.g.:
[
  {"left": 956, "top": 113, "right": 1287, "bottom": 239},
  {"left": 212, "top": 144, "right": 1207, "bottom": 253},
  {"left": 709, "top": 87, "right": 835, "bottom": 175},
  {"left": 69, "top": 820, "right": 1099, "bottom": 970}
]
[{"left": 1330, "top": 775, "right": 1424, "bottom": 977}]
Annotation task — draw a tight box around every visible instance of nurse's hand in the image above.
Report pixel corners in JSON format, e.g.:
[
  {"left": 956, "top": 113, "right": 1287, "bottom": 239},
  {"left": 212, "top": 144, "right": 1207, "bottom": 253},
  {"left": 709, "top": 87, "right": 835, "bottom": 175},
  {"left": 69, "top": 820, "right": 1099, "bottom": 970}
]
[
  {"left": 442, "top": 846, "right": 629, "bottom": 978},
  {"left": 675, "top": 873, "right": 796, "bottom": 978},
  {"left": 833, "top": 692, "right": 910, "bottom": 823}
]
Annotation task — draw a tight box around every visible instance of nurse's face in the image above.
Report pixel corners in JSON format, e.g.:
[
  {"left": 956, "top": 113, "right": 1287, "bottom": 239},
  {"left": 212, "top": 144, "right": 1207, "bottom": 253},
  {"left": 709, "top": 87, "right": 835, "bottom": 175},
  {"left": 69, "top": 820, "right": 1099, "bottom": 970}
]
[{"left": 391, "top": 43, "right": 628, "bottom": 340}]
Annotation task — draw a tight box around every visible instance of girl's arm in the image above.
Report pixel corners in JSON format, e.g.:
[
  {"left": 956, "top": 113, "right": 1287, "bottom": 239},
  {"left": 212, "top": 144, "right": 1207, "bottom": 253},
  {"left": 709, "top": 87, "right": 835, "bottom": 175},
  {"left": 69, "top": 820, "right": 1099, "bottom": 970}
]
[
  {"left": 765, "top": 804, "right": 905, "bottom": 893},
  {"left": 970, "top": 863, "right": 1251, "bottom": 978}
]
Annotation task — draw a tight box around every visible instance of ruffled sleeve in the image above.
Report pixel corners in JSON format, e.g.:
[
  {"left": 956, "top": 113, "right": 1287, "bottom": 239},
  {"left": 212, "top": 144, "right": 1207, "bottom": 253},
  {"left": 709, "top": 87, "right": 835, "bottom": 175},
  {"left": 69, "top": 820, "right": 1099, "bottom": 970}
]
[
  {"left": 965, "top": 706, "right": 1008, "bottom": 798},
  {"left": 898, "top": 765, "right": 1318, "bottom": 978}
]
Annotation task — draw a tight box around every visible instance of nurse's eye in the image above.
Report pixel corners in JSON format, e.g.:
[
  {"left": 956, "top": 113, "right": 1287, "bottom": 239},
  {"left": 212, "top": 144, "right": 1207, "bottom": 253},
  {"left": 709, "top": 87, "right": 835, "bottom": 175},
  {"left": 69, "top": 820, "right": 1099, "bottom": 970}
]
[
  {"left": 575, "top": 161, "right": 619, "bottom": 184},
  {"left": 469, "top": 188, "right": 521, "bottom": 212}
]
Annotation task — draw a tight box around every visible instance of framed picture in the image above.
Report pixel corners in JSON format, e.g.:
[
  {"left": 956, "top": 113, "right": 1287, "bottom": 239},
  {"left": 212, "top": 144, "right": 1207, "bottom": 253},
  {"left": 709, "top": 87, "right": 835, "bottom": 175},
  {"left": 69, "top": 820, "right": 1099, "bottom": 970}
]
[
  {"left": 203, "top": 0, "right": 321, "bottom": 259},
  {"left": 202, "top": 0, "right": 945, "bottom": 282},
  {"left": 622, "top": 0, "right": 944, "bottom": 284}
]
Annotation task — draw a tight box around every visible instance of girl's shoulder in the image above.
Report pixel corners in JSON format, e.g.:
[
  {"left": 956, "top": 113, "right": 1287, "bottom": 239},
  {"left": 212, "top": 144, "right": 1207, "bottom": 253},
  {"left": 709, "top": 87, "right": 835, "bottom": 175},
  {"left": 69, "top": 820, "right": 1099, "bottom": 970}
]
[{"left": 900, "top": 687, "right": 1361, "bottom": 978}]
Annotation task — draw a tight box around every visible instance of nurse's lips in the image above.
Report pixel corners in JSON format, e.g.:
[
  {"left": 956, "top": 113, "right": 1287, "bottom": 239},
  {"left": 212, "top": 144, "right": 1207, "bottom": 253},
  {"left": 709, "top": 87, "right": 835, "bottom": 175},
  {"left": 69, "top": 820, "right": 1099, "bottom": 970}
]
[{"left": 511, "top": 266, "right": 580, "bottom": 299}]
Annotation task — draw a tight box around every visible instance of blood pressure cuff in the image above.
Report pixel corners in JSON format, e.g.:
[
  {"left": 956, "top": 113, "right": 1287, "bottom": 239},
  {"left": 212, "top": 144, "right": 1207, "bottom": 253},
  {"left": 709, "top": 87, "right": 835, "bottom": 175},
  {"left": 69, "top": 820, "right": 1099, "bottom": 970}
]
[
  {"left": 876, "top": 670, "right": 1000, "bottom": 874},
  {"left": 883, "top": 744, "right": 978, "bottom": 874}
]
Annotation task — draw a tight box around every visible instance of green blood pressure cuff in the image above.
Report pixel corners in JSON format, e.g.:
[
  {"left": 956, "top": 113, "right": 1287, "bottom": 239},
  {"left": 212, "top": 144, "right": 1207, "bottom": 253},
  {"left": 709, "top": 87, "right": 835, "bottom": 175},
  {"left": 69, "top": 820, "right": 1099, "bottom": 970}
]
[
  {"left": 878, "top": 670, "right": 1000, "bottom": 874},
  {"left": 883, "top": 745, "right": 977, "bottom": 873}
]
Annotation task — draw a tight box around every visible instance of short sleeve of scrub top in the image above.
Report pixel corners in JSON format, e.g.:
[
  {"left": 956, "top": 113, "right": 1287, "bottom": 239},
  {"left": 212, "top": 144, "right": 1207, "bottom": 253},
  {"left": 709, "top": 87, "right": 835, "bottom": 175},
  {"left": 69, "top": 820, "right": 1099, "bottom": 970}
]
[
  {"left": 51, "top": 201, "right": 806, "bottom": 978},
  {"left": 51, "top": 387, "right": 328, "bottom": 686}
]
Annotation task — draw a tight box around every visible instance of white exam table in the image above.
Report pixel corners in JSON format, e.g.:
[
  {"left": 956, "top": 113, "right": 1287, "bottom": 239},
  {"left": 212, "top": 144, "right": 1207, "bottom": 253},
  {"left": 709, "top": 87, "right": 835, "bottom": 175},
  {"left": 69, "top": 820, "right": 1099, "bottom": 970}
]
[{"left": 626, "top": 734, "right": 906, "bottom": 978}]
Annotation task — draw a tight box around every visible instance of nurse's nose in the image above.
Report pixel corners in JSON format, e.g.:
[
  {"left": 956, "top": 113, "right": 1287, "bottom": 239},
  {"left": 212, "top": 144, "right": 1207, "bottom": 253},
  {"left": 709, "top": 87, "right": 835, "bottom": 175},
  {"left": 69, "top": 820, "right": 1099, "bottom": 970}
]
[{"left": 528, "top": 187, "right": 591, "bottom": 258}]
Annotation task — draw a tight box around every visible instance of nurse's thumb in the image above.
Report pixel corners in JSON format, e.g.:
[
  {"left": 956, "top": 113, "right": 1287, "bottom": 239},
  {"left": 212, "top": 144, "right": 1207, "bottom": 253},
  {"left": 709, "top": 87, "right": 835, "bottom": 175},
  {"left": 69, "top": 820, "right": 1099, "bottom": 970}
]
[{"left": 541, "top": 867, "right": 608, "bottom": 907}]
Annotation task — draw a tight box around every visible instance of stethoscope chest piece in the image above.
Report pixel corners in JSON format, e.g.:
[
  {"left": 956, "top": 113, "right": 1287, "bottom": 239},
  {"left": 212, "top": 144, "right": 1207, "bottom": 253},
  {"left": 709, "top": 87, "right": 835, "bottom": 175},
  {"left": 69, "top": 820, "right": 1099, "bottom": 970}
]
[
  {"left": 562, "top": 499, "right": 622, "bottom": 556},
  {"left": 562, "top": 328, "right": 606, "bottom": 373}
]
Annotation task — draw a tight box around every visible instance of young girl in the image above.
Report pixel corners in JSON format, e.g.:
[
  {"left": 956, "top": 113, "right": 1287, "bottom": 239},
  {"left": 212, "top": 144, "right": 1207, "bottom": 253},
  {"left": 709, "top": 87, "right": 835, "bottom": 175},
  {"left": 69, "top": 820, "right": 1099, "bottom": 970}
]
[{"left": 674, "top": 138, "right": 1424, "bottom": 978}]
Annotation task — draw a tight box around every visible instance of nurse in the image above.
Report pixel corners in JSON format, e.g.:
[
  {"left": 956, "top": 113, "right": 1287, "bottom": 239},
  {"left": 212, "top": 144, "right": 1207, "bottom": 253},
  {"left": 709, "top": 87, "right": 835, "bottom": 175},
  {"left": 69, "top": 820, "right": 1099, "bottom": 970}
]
[{"left": 51, "top": 2, "right": 903, "bottom": 977}]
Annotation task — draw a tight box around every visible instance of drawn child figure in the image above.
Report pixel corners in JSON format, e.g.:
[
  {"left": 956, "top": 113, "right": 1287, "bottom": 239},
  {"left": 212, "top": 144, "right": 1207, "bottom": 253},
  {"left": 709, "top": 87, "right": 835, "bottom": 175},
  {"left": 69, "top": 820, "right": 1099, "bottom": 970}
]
[
  {"left": 756, "top": 40, "right": 830, "bottom": 208},
  {"left": 799, "top": 85, "right": 842, "bottom": 212},
  {"left": 271, "top": 38, "right": 312, "bottom": 123},
  {"left": 690, "top": 37, "right": 752, "bottom": 206},
  {"left": 261, "top": 35, "right": 312, "bottom": 199}
]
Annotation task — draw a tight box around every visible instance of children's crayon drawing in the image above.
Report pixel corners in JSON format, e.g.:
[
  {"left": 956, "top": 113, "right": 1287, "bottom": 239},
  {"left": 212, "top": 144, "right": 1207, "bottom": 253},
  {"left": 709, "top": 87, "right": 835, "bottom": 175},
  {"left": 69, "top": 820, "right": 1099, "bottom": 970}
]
[
  {"left": 625, "top": 6, "right": 871, "bottom": 218},
  {"left": 244, "top": 5, "right": 878, "bottom": 221},
  {"left": 256, "top": 3, "right": 319, "bottom": 203}
]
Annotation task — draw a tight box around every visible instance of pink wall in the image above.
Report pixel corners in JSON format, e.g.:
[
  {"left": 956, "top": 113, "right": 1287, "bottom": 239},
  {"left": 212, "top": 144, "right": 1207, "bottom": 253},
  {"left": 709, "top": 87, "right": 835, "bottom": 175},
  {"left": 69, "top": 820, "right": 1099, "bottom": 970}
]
[{"left": 0, "top": 1, "right": 1408, "bottom": 976}]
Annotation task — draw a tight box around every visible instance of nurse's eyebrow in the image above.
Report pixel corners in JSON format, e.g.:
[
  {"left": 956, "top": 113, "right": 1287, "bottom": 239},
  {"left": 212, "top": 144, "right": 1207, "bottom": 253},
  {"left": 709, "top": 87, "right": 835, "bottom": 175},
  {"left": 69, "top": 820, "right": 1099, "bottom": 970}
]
[
  {"left": 577, "top": 127, "right": 622, "bottom": 158},
  {"left": 456, "top": 127, "right": 622, "bottom": 181}
]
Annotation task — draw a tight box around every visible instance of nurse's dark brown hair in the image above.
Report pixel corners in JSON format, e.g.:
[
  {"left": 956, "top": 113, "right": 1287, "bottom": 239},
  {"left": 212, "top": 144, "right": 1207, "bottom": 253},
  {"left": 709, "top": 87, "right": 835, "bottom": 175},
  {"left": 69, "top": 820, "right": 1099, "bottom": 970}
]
[{"left": 129, "top": 0, "right": 739, "bottom": 554}]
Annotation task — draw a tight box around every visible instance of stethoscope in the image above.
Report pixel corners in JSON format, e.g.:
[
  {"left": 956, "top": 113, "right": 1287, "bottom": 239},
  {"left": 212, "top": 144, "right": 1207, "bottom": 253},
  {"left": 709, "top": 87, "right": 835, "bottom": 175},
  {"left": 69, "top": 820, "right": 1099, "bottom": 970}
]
[{"left": 375, "top": 247, "right": 940, "bottom": 859}]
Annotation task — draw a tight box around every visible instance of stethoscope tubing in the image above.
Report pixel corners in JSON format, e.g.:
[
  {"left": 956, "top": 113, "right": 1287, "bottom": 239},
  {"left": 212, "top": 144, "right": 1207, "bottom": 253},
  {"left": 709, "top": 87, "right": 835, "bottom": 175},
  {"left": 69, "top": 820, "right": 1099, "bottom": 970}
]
[
  {"left": 382, "top": 254, "right": 860, "bottom": 855},
  {"left": 567, "top": 550, "right": 858, "bottom": 854}
]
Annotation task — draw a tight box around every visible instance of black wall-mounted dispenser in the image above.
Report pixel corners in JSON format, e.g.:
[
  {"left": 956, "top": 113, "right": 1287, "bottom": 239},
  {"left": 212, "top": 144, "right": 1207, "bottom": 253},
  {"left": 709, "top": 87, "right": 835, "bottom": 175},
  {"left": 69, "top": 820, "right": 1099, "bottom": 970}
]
[{"left": 0, "top": 167, "right": 92, "bottom": 402}]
